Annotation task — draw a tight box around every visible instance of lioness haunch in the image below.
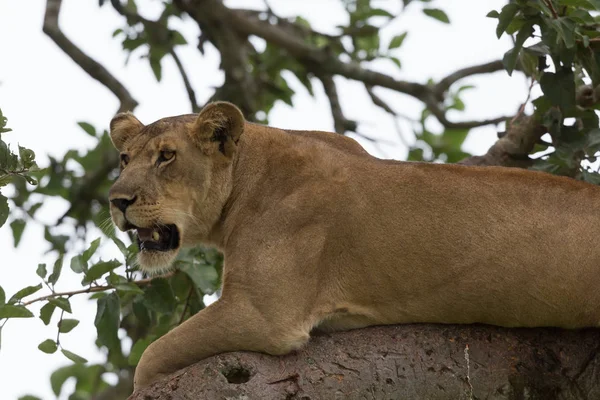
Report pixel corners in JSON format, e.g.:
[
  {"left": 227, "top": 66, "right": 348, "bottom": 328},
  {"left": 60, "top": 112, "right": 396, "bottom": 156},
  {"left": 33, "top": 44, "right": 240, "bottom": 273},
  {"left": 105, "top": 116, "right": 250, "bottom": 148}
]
[{"left": 108, "top": 102, "right": 600, "bottom": 389}]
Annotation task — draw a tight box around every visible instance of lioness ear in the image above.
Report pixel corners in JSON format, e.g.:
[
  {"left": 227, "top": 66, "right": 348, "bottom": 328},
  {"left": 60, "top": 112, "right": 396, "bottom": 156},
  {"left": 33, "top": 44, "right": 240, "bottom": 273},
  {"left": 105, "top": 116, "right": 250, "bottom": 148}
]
[
  {"left": 191, "top": 102, "right": 245, "bottom": 157},
  {"left": 109, "top": 112, "right": 144, "bottom": 151}
]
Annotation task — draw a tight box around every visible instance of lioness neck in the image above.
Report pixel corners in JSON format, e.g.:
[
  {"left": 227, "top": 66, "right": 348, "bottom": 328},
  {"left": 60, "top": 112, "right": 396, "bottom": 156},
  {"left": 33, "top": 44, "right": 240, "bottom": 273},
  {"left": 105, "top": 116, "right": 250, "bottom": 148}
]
[{"left": 209, "top": 123, "right": 363, "bottom": 248}]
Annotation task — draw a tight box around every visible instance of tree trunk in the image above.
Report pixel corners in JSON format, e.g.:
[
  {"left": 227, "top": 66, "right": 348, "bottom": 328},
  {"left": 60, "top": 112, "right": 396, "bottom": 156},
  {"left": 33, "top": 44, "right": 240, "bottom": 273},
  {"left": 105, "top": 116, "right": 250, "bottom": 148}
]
[{"left": 129, "top": 324, "right": 600, "bottom": 400}]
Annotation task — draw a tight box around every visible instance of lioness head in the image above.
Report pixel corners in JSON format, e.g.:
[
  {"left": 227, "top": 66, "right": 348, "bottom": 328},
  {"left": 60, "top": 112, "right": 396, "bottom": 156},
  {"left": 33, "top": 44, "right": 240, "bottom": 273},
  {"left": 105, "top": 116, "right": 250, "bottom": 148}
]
[{"left": 108, "top": 102, "right": 244, "bottom": 273}]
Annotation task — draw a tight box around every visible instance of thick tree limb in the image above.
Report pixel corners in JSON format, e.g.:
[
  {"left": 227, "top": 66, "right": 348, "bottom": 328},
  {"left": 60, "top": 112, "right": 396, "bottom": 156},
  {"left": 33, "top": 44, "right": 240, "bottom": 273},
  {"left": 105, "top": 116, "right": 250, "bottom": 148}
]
[
  {"left": 129, "top": 324, "right": 600, "bottom": 399},
  {"left": 43, "top": 0, "right": 138, "bottom": 113},
  {"left": 174, "top": 0, "right": 513, "bottom": 130},
  {"left": 459, "top": 114, "right": 546, "bottom": 167},
  {"left": 172, "top": 0, "right": 260, "bottom": 118}
]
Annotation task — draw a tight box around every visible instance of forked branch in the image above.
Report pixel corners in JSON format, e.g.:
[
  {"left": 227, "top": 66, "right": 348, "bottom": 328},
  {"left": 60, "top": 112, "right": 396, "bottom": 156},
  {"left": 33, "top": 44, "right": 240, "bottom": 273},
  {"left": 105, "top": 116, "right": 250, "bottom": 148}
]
[{"left": 43, "top": 0, "right": 138, "bottom": 112}]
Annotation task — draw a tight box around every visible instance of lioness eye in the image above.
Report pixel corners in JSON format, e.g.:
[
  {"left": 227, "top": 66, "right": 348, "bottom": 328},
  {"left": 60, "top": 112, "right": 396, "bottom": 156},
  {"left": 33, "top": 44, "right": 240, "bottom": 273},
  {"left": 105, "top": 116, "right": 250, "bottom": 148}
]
[
  {"left": 157, "top": 150, "right": 175, "bottom": 165},
  {"left": 120, "top": 154, "right": 130, "bottom": 167}
]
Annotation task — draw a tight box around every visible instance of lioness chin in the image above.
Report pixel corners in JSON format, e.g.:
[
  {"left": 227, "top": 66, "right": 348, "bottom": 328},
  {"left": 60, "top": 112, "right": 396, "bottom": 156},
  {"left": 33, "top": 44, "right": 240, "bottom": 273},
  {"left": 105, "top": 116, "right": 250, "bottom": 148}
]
[{"left": 108, "top": 101, "right": 600, "bottom": 390}]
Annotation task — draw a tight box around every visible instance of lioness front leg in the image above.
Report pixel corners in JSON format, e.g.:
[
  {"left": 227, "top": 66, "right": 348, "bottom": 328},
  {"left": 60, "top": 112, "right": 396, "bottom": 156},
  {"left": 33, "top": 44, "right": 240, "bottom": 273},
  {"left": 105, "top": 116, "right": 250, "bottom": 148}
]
[{"left": 134, "top": 296, "right": 309, "bottom": 389}]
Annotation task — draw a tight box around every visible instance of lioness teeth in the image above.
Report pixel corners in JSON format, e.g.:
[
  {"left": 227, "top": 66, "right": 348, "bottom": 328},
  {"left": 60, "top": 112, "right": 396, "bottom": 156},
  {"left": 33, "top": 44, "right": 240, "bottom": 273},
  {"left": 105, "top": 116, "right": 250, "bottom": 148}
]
[{"left": 152, "top": 231, "right": 160, "bottom": 241}]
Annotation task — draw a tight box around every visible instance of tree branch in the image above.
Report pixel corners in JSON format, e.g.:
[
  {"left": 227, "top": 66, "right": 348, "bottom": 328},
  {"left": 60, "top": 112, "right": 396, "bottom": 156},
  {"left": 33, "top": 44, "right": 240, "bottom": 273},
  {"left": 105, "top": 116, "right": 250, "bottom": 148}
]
[
  {"left": 109, "top": 0, "right": 200, "bottom": 113},
  {"left": 43, "top": 0, "right": 138, "bottom": 113},
  {"left": 434, "top": 60, "right": 508, "bottom": 99},
  {"left": 216, "top": 1, "right": 512, "bottom": 129},
  {"left": 130, "top": 324, "right": 600, "bottom": 399},
  {"left": 170, "top": 49, "right": 200, "bottom": 113},
  {"left": 316, "top": 73, "right": 356, "bottom": 134},
  {"left": 458, "top": 114, "right": 546, "bottom": 167},
  {"left": 424, "top": 93, "right": 511, "bottom": 129}
]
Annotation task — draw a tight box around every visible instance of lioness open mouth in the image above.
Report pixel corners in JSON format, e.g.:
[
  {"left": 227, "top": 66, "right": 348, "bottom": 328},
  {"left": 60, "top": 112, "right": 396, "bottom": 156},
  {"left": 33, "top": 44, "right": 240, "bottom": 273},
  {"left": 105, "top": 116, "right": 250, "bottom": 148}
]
[{"left": 134, "top": 224, "right": 180, "bottom": 252}]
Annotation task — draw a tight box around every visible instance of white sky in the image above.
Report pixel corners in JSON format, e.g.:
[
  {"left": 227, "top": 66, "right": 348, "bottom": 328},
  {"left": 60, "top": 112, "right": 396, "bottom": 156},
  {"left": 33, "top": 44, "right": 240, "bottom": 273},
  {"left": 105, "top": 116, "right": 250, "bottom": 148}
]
[{"left": 0, "top": 0, "right": 525, "bottom": 399}]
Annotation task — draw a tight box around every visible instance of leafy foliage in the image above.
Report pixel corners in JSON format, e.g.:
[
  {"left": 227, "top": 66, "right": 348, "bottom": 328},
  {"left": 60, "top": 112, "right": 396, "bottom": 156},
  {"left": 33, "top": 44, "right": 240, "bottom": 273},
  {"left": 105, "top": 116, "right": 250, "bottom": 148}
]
[
  {"left": 488, "top": 0, "right": 600, "bottom": 180},
  {"left": 0, "top": 108, "right": 38, "bottom": 228}
]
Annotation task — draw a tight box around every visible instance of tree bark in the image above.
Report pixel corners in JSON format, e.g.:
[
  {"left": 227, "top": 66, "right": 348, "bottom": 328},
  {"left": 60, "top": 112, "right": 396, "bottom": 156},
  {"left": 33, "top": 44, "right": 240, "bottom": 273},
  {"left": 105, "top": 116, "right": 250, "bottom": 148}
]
[{"left": 129, "top": 324, "right": 600, "bottom": 400}]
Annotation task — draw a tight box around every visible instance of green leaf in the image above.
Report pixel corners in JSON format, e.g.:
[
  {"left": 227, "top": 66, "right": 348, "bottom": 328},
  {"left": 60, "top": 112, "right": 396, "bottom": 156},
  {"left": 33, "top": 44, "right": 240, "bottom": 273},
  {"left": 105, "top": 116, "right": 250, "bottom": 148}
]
[
  {"left": 150, "top": 56, "right": 162, "bottom": 82},
  {"left": 49, "top": 297, "right": 72, "bottom": 313},
  {"left": 114, "top": 282, "right": 144, "bottom": 295},
  {"left": 70, "top": 255, "right": 87, "bottom": 274},
  {"left": 27, "top": 202, "right": 43, "bottom": 217},
  {"left": 170, "top": 30, "right": 187, "bottom": 46},
  {"left": 0, "top": 193, "right": 8, "bottom": 228},
  {"left": 82, "top": 259, "right": 121, "bottom": 284},
  {"left": 18, "top": 396, "right": 42, "bottom": 400},
  {"left": 83, "top": 237, "right": 101, "bottom": 262},
  {"left": 58, "top": 318, "right": 80, "bottom": 333},
  {"left": 10, "top": 218, "right": 25, "bottom": 242},
  {"left": 363, "top": 7, "right": 394, "bottom": 18},
  {"left": 128, "top": 338, "right": 151, "bottom": 365},
  {"left": 503, "top": 23, "right": 535, "bottom": 75},
  {"left": 50, "top": 365, "right": 77, "bottom": 396},
  {"left": 540, "top": 68, "right": 576, "bottom": 111},
  {"left": 388, "top": 32, "right": 408, "bottom": 50},
  {"left": 550, "top": 18, "right": 577, "bottom": 49},
  {"left": 496, "top": 3, "right": 519, "bottom": 38},
  {"left": 38, "top": 339, "right": 58, "bottom": 354},
  {"left": 582, "top": 170, "right": 600, "bottom": 185},
  {"left": 8, "top": 284, "right": 42, "bottom": 303},
  {"left": 61, "top": 349, "right": 88, "bottom": 364},
  {"left": 133, "top": 300, "right": 151, "bottom": 327},
  {"left": 442, "top": 128, "right": 470, "bottom": 148},
  {"left": 95, "top": 292, "right": 121, "bottom": 351},
  {"left": 179, "top": 262, "right": 218, "bottom": 295},
  {"left": 423, "top": 8, "right": 450, "bottom": 24},
  {"left": 36, "top": 263, "right": 47, "bottom": 279},
  {"left": 0, "top": 286, "right": 4, "bottom": 305},
  {"left": 0, "top": 305, "right": 34, "bottom": 318},
  {"left": 77, "top": 121, "right": 96, "bottom": 137},
  {"left": 143, "top": 277, "right": 177, "bottom": 313},
  {"left": 106, "top": 273, "right": 127, "bottom": 286},
  {"left": 44, "top": 227, "right": 68, "bottom": 254},
  {"left": 48, "top": 255, "right": 64, "bottom": 286},
  {"left": 18, "top": 145, "right": 36, "bottom": 169},
  {"left": 388, "top": 56, "right": 402, "bottom": 69},
  {"left": 39, "top": 302, "right": 56, "bottom": 325},
  {"left": 111, "top": 236, "right": 128, "bottom": 256}
]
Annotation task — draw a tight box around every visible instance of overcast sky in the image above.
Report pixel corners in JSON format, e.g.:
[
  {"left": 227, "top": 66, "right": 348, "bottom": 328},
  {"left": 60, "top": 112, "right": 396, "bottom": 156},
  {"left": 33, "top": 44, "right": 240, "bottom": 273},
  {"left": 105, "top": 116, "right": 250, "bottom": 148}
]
[{"left": 0, "top": 1, "right": 524, "bottom": 399}]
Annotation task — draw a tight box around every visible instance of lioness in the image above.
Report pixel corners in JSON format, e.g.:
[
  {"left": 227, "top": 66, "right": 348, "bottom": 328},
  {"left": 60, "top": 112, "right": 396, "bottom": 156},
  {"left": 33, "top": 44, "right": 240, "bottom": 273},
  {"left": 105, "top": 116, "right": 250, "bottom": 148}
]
[{"left": 108, "top": 102, "right": 600, "bottom": 389}]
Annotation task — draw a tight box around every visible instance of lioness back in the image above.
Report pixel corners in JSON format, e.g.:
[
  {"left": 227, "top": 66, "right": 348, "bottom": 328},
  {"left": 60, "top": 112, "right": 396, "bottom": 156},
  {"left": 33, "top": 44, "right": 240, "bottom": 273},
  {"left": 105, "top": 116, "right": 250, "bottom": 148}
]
[{"left": 231, "top": 121, "right": 600, "bottom": 330}]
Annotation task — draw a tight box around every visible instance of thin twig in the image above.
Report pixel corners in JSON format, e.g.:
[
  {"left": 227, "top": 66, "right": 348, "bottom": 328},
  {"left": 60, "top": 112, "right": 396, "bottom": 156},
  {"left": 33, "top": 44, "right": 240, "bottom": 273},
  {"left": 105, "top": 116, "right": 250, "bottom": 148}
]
[
  {"left": 434, "top": 60, "right": 510, "bottom": 99},
  {"left": 170, "top": 49, "right": 200, "bottom": 113},
  {"left": 22, "top": 272, "right": 175, "bottom": 306},
  {"left": 56, "top": 308, "right": 65, "bottom": 347},
  {"left": 544, "top": 0, "right": 559, "bottom": 18},
  {"left": 511, "top": 78, "right": 535, "bottom": 124},
  {"left": 178, "top": 286, "right": 194, "bottom": 325},
  {"left": 317, "top": 73, "right": 356, "bottom": 134}
]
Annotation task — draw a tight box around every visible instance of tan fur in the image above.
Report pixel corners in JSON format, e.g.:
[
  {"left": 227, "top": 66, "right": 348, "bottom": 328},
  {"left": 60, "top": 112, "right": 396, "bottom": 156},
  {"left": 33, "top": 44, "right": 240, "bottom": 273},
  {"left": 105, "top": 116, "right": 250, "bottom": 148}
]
[{"left": 108, "top": 102, "right": 600, "bottom": 389}]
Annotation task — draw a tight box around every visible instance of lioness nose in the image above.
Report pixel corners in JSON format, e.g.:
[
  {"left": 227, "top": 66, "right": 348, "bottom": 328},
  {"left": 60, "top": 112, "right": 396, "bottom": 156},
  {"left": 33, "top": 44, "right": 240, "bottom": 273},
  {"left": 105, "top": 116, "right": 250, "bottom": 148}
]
[{"left": 110, "top": 196, "right": 136, "bottom": 213}]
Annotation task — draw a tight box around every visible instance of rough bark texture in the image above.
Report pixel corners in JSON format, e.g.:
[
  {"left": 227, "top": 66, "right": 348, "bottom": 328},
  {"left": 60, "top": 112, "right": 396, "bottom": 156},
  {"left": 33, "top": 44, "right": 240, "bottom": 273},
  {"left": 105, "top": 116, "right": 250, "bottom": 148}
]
[{"left": 130, "top": 324, "right": 600, "bottom": 400}]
